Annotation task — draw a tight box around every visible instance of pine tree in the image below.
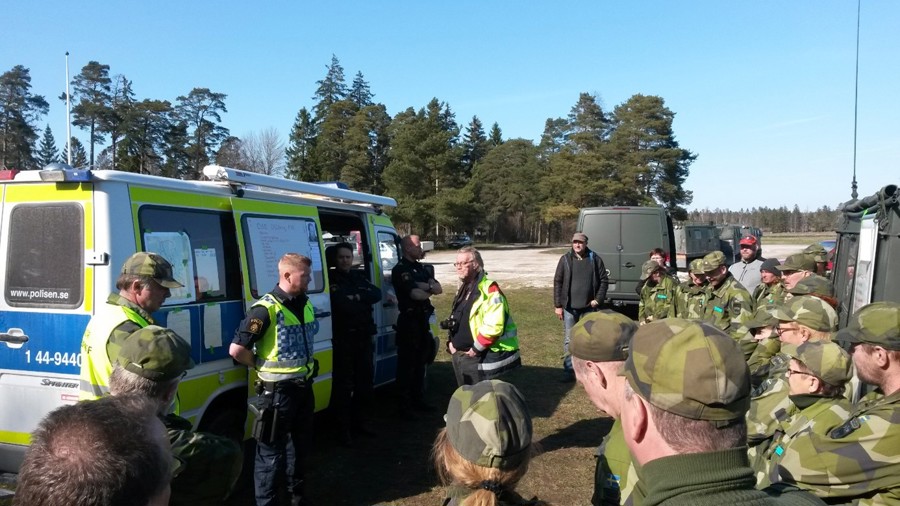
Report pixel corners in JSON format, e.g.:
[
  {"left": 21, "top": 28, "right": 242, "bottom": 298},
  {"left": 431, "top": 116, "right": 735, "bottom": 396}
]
[
  {"left": 348, "top": 71, "right": 374, "bottom": 108},
  {"left": 102, "top": 74, "right": 135, "bottom": 169},
  {"left": 61, "top": 137, "right": 88, "bottom": 168},
  {"left": 488, "top": 122, "right": 503, "bottom": 146},
  {"left": 175, "top": 88, "right": 229, "bottom": 179},
  {"left": 70, "top": 61, "right": 112, "bottom": 166},
  {"left": 461, "top": 116, "right": 488, "bottom": 178},
  {"left": 0, "top": 65, "right": 49, "bottom": 169},
  {"left": 284, "top": 108, "right": 316, "bottom": 181},
  {"left": 312, "top": 55, "right": 348, "bottom": 124},
  {"left": 36, "top": 125, "right": 58, "bottom": 167}
]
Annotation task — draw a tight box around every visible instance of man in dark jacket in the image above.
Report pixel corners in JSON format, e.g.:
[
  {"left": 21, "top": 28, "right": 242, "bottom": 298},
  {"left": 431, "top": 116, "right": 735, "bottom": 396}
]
[{"left": 553, "top": 232, "right": 609, "bottom": 382}]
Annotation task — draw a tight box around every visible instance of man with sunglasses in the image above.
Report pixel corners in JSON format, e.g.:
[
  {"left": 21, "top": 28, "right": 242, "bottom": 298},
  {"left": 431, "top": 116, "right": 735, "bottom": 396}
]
[{"left": 553, "top": 232, "right": 609, "bottom": 382}]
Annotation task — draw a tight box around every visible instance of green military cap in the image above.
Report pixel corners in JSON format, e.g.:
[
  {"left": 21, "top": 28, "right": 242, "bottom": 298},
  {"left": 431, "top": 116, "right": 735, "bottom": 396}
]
[
  {"left": 620, "top": 319, "right": 750, "bottom": 423},
  {"left": 445, "top": 380, "right": 531, "bottom": 470},
  {"left": 760, "top": 258, "right": 781, "bottom": 275},
  {"left": 639, "top": 259, "right": 662, "bottom": 281},
  {"left": 782, "top": 341, "right": 852, "bottom": 387},
  {"left": 121, "top": 252, "right": 184, "bottom": 289},
  {"left": 771, "top": 295, "right": 837, "bottom": 332},
  {"left": 802, "top": 243, "right": 829, "bottom": 263},
  {"left": 689, "top": 258, "right": 705, "bottom": 274},
  {"left": 776, "top": 253, "right": 816, "bottom": 273},
  {"left": 701, "top": 251, "right": 726, "bottom": 272},
  {"left": 117, "top": 325, "right": 194, "bottom": 381},
  {"left": 745, "top": 306, "right": 778, "bottom": 330},
  {"left": 788, "top": 274, "right": 835, "bottom": 299},
  {"left": 834, "top": 301, "right": 900, "bottom": 351},
  {"left": 569, "top": 310, "right": 637, "bottom": 362}
]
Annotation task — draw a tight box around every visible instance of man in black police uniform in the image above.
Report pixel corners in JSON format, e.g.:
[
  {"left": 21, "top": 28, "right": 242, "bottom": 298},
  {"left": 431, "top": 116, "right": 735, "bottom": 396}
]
[
  {"left": 229, "top": 253, "right": 316, "bottom": 506},
  {"left": 392, "top": 234, "right": 443, "bottom": 415},
  {"left": 328, "top": 242, "right": 382, "bottom": 445}
]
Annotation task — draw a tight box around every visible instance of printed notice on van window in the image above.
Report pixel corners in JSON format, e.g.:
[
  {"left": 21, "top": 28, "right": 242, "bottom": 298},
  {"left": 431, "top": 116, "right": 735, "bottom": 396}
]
[
  {"left": 245, "top": 217, "right": 322, "bottom": 293},
  {"left": 194, "top": 248, "right": 220, "bottom": 293},
  {"left": 144, "top": 231, "right": 197, "bottom": 305}
]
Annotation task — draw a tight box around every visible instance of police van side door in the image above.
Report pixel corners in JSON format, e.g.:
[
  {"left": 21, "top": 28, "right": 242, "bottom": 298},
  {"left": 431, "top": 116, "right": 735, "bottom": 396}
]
[
  {"left": 371, "top": 223, "right": 400, "bottom": 386},
  {"left": 229, "top": 198, "right": 333, "bottom": 412}
]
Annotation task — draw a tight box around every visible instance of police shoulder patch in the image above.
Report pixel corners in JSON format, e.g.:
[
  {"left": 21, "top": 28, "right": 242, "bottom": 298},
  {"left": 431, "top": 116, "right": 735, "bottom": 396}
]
[
  {"left": 401, "top": 272, "right": 411, "bottom": 282},
  {"left": 247, "top": 318, "right": 264, "bottom": 335}
]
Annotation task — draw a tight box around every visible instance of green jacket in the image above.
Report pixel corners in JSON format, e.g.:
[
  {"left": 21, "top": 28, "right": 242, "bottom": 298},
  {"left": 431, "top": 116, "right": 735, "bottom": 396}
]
[
  {"left": 702, "top": 273, "right": 753, "bottom": 341},
  {"left": 164, "top": 414, "right": 243, "bottom": 506},
  {"left": 675, "top": 281, "right": 706, "bottom": 320},
  {"left": 639, "top": 276, "right": 677, "bottom": 323},
  {"left": 773, "top": 389, "right": 900, "bottom": 505},
  {"left": 635, "top": 448, "right": 824, "bottom": 506},
  {"left": 753, "top": 282, "right": 786, "bottom": 310},
  {"left": 594, "top": 419, "right": 642, "bottom": 506}
]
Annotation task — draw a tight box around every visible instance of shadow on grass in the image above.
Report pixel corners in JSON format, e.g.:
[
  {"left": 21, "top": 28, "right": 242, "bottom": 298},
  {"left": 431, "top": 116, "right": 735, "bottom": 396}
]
[{"left": 537, "top": 416, "right": 615, "bottom": 453}]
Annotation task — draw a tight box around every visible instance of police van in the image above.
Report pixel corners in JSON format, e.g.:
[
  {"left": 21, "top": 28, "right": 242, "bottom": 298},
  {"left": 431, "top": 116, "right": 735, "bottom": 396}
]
[{"left": 0, "top": 164, "right": 403, "bottom": 471}]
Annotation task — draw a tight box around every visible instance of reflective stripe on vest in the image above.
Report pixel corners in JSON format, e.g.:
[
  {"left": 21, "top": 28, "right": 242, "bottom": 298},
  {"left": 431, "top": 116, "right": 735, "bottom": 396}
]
[
  {"left": 253, "top": 294, "right": 314, "bottom": 380},
  {"left": 468, "top": 276, "right": 519, "bottom": 352},
  {"left": 79, "top": 303, "right": 151, "bottom": 400}
]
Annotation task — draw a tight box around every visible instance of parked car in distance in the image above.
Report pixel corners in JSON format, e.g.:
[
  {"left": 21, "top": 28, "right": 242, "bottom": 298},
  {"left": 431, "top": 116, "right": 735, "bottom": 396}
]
[{"left": 448, "top": 234, "right": 473, "bottom": 248}]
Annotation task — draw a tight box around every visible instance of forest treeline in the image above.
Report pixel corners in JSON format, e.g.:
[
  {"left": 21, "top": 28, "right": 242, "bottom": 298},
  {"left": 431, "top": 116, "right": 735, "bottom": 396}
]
[{"left": 1, "top": 55, "right": 833, "bottom": 242}]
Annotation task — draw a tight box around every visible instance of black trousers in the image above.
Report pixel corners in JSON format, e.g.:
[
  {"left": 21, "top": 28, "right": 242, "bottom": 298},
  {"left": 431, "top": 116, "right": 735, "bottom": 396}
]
[
  {"left": 329, "top": 329, "right": 374, "bottom": 429},
  {"left": 395, "top": 312, "right": 431, "bottom": 405}
]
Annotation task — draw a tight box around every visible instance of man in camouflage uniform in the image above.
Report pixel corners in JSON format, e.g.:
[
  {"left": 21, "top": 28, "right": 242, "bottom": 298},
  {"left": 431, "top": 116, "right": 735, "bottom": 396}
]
[
  {"left": 109, "top": 326, "right": 242, "bottom": 506},
  {"left": 775, "top": 302, "right": 900, "bottom": 505},
  {"left": 746, "top": 296, "right": 839, "bottom": 463},
  {"left": 570, "top": 311, "right": 640, "bottom": 506},
  {"left": 80, "top": 251, "right": 183, "bottom": 400},
  {"left": 745, "top": 306, "right": 782, "bottom": 386},
  {"left": 786, "top": 274, "right": 838, "bottom": 310},
  {"left": 675, "top": 258, "right": 707, "bottom": 319},
  {"left": 618, "top": 319, "right": 824, "bottom": 505},
  {"left": 753, "top": 258, "right": 786, "bottom": 309},
  {"left": 754, "top": 341, "right": 853, "bottom": 488},
  {"left": 802, "top": 243, "right": 829, "bottom": 277},
  {"left": 699, "top": 251, "right": 753, "bottom": 342},
  {"left": 638, "top": 260, "right": 677, "bottom": 324},
  {"left": 776, "top": 253, "right": 817, "bottom": 291}
]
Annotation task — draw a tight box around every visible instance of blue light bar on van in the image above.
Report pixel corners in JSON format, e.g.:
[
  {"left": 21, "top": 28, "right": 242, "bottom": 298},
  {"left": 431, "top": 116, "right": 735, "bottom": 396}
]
[{"left": 38, "top": 168, "right": 92, "bottom": 182}]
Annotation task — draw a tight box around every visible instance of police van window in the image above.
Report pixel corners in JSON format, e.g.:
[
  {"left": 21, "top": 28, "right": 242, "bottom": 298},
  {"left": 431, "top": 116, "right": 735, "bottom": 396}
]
[
  {"left": 138, "top": 207, "right": 241, "bottom": 303},
  {"left": 241, "top": 215, "right": 325, "bottom": 298},
  {"left": 5, "top": 203, "right": 83, "bottom": 308},
  {"left": 377, "top": 232, "right": 399, "bottom": 273}
]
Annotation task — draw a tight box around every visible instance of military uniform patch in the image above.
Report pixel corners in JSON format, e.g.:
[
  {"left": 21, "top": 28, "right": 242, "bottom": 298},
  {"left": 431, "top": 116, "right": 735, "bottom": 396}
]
[
  {"left": 829, "top": 416, "right": 862, "bottom": 439},
  {"left": 247, "top": 318, "right": 264, "bottom": 335},
  {"left": 401, "top": 272, "right": 411, "bottom": 282}
]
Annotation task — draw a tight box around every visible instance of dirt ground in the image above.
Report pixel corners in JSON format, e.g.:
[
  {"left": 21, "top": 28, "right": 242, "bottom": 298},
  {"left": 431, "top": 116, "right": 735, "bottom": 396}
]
[{"left": 425, "top": 243, "right": 808, "bottom": 289}]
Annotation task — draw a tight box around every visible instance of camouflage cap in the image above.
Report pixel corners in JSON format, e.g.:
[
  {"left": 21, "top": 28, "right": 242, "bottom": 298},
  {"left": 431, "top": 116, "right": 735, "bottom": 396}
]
[
  {"left": 701, "top": 251, "right": 726, "bottom": 272},
  {"left": 121, "top": 252, "right": 184, "bottom": 289},
  {"left": 803, "top": 243, "right": 829, "bottom": 263},
  {"left": 760, "top": 258, "right": 782, "bottom": 275},
  {"left": 620, "top": 319, "right": 750, "bottom": 423},
  {"left": 639, "top": 259, "right": 663, "bottom": 281},
  {"left": 745, "top": 306, "right": 778, "bottom": 330},
  {"left": 445, "top": 380, "right": 531, "bottom": 470},
  {"left": 788, "top": 274, "right": 835, "bottom": 299},
  {"left": 776, "top": 253, "right": 816, "bottom": 273},
  {"left": 688, "top": 258, "right": 706, "bottom": 274},
  {"left": 782, "top": 341, "right": 852, "bottom": 387},
  {"left": 834, "top": 301, "right": 900, "bottom": 351},
  {"left": 770, "top": 295, "right": 838, "bottom": 332},
  {"left": 570, "top": 310, "right": 637, "bottom": 362},
  {"left": 116, "top": 325, "right": 194, "bottom": 381}
]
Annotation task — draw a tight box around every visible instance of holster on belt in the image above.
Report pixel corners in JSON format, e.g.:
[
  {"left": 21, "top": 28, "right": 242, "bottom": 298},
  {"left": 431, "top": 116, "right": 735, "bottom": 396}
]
[{"left": 250, "top": 380, "right": 279, "bottom": 444}]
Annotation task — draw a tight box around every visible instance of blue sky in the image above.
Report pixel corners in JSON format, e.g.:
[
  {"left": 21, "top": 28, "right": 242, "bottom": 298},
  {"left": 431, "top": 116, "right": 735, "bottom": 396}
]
[{"left": 3, "top": 1, "right": 898, "bottom": 211}]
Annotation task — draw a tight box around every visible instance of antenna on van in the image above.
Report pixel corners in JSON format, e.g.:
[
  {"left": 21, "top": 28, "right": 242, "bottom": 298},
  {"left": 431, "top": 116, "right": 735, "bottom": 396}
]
[
  {"left": 202, "top": 165, "right": 397, "bottom": 208},
  {"left": 850, "top": 0, "right": 861, "bottom": 200}
]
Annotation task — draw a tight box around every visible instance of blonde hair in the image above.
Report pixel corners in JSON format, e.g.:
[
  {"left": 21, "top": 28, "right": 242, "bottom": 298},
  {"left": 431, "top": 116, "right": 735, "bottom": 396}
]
[
  {"left": 279, "top": 253, "right": 311, "bottom": 271},
  {"left": 432, "top": 428, "right": 541, "bottom": 506}
]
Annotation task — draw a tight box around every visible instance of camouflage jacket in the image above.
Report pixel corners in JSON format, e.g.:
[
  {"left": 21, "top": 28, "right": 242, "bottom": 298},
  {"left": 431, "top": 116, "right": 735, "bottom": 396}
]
[
  {"left": 747, "top": 373, "right": 795, "bottom": 449},
  {"left": 164, "top": 414, "right": 243, "bottom": 506},
  {"left": 638, "top": 276, "right": 677, "bottom": 324},
  {"left": 772, "top": 389, "right": 900, "bottom": 505},
  {"left": 702, "top": 274, "right": 753, "bottom": 340},
  {"left": 675, "top": 282, "right": 706, "bottom": 320},
  {"left": 594, "top": 419, "right": 642, "bottom": 506},
  {"left": 753, "top": 282, "right": 786, "bottom": 310},
  {"left": 756, "top": 394, "right": 852, "bottom": 489},
  {"left": 748, "top": 342, "right": 787, "bottom": 389}
]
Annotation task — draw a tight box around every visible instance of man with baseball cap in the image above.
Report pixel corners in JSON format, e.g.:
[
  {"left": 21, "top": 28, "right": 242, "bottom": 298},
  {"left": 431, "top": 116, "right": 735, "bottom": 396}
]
[
  {"left": 553, "top": 232, "right": 609, "bottom": 382},
  {"left": 80, "top": 251, "right": 184, "bottom": 400},
  {"left": 753, "top": 258, "right": 785, "bottom": 309},
  {"left": 729, "top": 235, "right": 764, "bottom": 293},
  {"left": 638, "top": 260, "right": 677, "bottom": 325},
  {"left": 774, "top": 302, "right": 900, "bottom": 505},
  {"left": 570, "top": 311, "right": 640, "bottom": 506},
  {"left": 699, "top": 251, "right": 754, "bottom": 344},
  {"left": 776, "top": 253, "right": 817, "bottom": 291},
  {"left": 802, "top": 243, "right": 829, "bottom": 276},
  {"left": 619, "top": 319, "right": 824, "bottom": 505},
  {"left": 109, "top": 326, "right": 242, "bottom": 506}
]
